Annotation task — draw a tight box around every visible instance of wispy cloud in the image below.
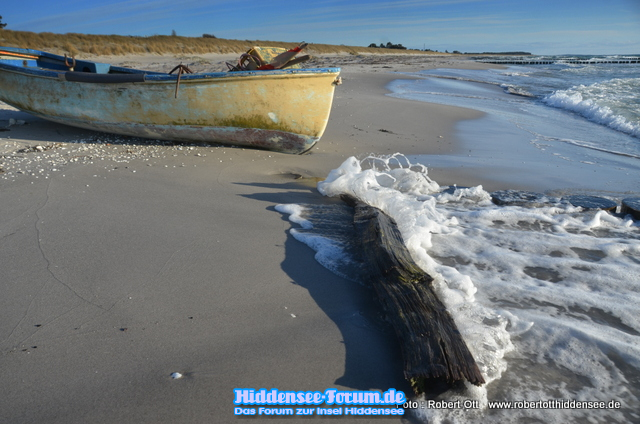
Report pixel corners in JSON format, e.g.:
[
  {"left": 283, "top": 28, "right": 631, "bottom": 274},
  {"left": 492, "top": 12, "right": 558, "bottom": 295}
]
[
  {"left": 13, "top": 0, "right": 236, "bottom": 33},
  {"left": 5, "top": 0, "right": 640, "bottom": 54}
]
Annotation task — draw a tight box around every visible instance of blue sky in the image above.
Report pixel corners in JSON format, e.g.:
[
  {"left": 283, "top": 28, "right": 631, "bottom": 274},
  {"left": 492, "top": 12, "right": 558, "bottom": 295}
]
[{"left": 2, "top": 0, "right": 640, "bottom": 54}]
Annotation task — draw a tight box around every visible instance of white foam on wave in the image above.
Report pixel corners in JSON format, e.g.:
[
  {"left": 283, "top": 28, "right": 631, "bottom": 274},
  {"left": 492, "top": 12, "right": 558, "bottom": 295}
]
[
  {"left": 544, "top": 78, "right": 640, "bottom": 138},
  {"left": 317, "top": 155, "right": 515, "bottom": 401},
  {"left": 274, "top": 203, "right": 361, "bottom": 281},
  {"left": 274, "top": 204, "right": 312, "bottom": 229},
  {"left": 314, "top": 154, "right": 640, "bottom": 423}
]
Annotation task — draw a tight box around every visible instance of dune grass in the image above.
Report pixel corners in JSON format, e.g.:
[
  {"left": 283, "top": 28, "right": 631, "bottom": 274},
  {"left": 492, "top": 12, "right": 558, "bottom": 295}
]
[{"left": 0, "top": 30, "right": 436, "bottom": 57}]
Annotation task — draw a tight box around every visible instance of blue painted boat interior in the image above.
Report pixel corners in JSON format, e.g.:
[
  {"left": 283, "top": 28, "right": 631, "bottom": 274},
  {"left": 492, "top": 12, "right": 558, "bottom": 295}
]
[{"left": 0, "top": 45, "right": 340, "bottom": 81}]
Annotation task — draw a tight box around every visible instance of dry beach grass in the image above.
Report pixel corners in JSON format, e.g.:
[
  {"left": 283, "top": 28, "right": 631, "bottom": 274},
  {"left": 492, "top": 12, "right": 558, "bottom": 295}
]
[{"left": 0, "top": 29, "right": 443, "bottom": 57}]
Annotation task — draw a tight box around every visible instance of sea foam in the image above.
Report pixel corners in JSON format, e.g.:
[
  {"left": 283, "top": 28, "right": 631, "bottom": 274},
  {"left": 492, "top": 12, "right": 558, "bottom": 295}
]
[
  {"left": 544, "top": 78, "right": 640, "bottom": 138},
  {"left": 279, "top": 154, "right": 640, "bottom": 423}
]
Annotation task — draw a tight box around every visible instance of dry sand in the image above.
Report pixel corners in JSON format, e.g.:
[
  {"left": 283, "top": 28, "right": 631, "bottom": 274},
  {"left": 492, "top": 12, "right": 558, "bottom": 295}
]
[{"left": 1, "top": 53, "right": 496, "bottom": 423}]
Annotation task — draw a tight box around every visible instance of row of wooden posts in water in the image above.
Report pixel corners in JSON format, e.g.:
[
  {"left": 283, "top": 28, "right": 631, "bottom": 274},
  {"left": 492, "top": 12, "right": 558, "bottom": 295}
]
[{"left": 477, "top": 58, "right": 640, "bottom": 65}]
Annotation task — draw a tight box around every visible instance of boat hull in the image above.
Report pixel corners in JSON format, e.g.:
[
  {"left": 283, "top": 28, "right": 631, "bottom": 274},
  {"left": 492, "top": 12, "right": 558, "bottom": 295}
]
[{"left": 0, "top": 48, "right": 340, "bottom": 154}]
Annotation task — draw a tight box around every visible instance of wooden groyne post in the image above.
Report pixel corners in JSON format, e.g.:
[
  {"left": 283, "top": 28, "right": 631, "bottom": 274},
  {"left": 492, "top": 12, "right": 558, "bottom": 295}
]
[{"left": 477, "top": 58, "right": 640, "bottom": 65}]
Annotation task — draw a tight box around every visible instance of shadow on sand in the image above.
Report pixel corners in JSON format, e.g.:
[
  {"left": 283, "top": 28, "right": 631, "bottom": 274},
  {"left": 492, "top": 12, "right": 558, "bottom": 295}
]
[
  {"left": 0, "top": 108, "right": 223, "bottom": 148},
  {"left": 241, "top": 187, "right": 413, "bottom": 398}
]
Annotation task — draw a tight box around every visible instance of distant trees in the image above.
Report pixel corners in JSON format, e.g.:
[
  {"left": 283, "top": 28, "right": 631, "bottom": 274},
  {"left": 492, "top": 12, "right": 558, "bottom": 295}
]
[
  {"left": 368, "top": 42, "right": 407, "bottom": 50},
  {"left": 0, "top": 16, "right": 7, "bottom": 29},
  {"left": 364, "top": 43, "right": 532, "bottom": 55}
]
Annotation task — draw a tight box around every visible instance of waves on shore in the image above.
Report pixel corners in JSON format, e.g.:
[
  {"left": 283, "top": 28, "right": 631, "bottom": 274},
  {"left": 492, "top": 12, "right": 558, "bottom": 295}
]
[{"left": 279, "top": 154, "right": 640, "bottom": 423}]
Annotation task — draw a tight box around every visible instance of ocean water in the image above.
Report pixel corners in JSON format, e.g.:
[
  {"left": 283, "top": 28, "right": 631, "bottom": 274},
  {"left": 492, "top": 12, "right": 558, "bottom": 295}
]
[
  {"left": 387, "top": 56, "right": 640, "bottom": 194},
  {"left": 277, "top": 57, "right": 640, "bottom": 423}
]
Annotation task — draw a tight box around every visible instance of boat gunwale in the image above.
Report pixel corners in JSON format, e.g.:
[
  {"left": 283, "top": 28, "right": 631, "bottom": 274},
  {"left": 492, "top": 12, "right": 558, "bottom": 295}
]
[
  {"left": 0, "top": 61, "right": 340, "bottom": 82},
  {"left": 0, "top": 46, "right": 340, "bottom": 83}
]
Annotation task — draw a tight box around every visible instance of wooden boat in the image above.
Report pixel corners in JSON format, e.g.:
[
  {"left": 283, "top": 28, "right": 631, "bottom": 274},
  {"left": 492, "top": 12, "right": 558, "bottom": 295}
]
[{"left": 0, "top": 46, "right": 341, "bottom": 154}]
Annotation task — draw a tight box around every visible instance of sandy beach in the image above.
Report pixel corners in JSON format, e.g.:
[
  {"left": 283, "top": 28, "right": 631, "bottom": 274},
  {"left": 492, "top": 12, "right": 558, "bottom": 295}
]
[{"left": 1, "top": 53, "right": 499, "bottom": 423}]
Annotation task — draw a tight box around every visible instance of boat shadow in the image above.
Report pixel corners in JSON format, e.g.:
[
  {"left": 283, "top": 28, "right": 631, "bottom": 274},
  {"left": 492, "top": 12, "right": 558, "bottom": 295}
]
[
  {"left": 241, "top": 189, "right": 413, "bottom": 397},
  {"left": 0, "top": 109, "right": 200, "bottom": 148}
]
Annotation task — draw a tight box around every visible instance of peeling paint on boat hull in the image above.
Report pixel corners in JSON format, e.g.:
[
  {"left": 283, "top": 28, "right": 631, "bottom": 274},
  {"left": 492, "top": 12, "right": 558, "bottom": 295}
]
[{"left": 33, "top": 112, "right": 319, "bottom": 153}]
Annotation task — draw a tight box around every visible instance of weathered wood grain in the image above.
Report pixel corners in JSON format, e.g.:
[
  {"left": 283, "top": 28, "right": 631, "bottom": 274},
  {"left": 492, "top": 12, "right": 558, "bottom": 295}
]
[{"left": 342, "top": 195, "right": 485, "bottom": 393}]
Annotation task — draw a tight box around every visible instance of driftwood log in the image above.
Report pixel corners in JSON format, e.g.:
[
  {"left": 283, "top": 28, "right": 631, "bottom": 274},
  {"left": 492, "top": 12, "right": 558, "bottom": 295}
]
[{"left": 341, "top": 195, "right": 485, "bottom": 393}]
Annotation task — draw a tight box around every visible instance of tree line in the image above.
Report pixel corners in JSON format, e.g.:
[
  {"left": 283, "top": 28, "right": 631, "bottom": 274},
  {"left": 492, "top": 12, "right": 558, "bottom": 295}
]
[{"left": 368, "top": 42, "right": 407, "bottom": 50}]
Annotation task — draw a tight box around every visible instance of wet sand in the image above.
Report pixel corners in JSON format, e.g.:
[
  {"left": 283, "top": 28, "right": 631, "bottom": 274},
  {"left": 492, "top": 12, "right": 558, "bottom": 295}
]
[{"left": 1, "top": 53, "right": 494, "bottom": 423}]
